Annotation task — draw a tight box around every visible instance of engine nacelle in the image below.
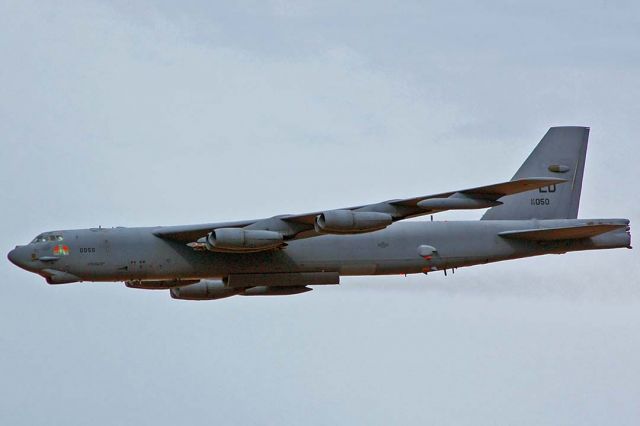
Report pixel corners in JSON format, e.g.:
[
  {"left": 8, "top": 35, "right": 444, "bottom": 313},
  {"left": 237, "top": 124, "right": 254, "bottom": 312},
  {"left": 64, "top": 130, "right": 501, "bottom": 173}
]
[
  {"left": 314, "top": 210, "right": 393, "bottom": 234},
  {"left": 202, "top": 228, "right": 284, "bottom": 253},
  {"left": 170, "top": 280, "right": 241, "bottom": 300}
]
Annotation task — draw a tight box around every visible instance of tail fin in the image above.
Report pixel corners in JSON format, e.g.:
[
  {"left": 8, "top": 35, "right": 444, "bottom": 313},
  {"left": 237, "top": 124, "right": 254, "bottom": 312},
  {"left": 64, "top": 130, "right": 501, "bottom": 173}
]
[{"left": 481, "top": 126, "right": 589, "bottom": 220}]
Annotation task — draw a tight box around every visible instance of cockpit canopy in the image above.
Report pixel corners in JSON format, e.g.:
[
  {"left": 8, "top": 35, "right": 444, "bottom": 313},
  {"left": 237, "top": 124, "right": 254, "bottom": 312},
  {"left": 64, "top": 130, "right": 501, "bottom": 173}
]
[{"left": 31, "top": 234, "right": 64, "bottom": 244}]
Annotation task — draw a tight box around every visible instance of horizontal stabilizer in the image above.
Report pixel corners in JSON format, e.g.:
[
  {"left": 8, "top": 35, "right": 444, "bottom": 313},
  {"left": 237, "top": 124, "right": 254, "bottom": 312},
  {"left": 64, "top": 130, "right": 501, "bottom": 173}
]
[{"left": 499, "top": 223, "right": 627, "bottom": 241}]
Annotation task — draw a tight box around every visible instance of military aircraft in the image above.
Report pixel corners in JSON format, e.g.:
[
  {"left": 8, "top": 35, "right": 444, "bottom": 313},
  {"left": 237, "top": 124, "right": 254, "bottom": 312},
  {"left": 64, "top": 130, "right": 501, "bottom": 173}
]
[{"left": 7, "top": 126, "right": 631, "bottom": 300}]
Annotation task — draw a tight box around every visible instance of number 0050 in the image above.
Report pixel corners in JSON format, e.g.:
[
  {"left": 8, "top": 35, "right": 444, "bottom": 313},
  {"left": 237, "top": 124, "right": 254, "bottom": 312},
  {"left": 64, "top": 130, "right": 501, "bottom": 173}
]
[{"left": 531, "top": 198, "right": 550, "bottom": 205}]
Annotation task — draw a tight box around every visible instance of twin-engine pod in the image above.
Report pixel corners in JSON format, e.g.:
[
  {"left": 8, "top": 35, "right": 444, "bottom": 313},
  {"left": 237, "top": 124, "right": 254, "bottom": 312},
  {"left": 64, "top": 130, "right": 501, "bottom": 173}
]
[
  {"left": 315, "top": 210, "right": 393, "bottom": 234},
  {"left": 170, "top": 280, "right": 241, "bottom": 300},
  {"left": 169, "top": 279, "right": 314, "bottom": 300},
  {"left": 417, "top": 194, "right": 501, "bottom": 210},
  {"left": 198, "top": 228, "right": 285, "bottom": 253}
]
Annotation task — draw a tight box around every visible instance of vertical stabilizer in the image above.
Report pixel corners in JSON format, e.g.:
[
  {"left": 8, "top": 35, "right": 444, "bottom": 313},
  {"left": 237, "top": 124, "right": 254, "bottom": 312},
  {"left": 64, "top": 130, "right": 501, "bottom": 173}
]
[{"left": 481, "top": 126, "right": 589, "bottom": 220}]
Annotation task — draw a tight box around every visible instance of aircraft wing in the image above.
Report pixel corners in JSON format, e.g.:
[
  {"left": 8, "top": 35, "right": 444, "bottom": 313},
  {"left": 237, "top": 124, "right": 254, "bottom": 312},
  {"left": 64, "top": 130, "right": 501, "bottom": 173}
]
[
  {"left": 286, "top": 177, "right": 566, "bottom": 224},
  {"left": 154, "top": 177, "right": 565, "bottom": 248},
  {"left": 153, "top": 219, "right": 260, "bottom": 243}
]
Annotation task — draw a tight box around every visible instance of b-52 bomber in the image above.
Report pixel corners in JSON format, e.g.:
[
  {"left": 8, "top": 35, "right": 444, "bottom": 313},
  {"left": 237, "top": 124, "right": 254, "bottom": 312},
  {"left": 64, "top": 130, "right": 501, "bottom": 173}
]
[{"left": 8, "top": 127, "right": 632, "bottom": 300}]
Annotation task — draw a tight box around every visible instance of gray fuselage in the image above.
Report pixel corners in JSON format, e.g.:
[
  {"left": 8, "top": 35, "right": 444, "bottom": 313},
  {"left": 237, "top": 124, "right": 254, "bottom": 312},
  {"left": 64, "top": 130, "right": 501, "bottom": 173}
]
[{"left": 8, "top": 218, "right": 631, "bottom": 284}]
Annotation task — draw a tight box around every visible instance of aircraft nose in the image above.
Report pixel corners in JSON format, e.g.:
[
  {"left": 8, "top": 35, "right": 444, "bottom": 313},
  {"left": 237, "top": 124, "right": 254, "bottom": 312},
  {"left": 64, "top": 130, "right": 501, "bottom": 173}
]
[
  {"left": 7, "top": 247, "right": 26, "bottom": 268},
  {"left": 7, "top": 248, "right": 19, "bottom": 266}
]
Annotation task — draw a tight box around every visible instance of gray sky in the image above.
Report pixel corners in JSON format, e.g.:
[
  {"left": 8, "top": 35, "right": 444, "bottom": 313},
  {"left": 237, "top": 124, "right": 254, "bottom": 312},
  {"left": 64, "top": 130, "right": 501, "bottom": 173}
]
[{"left": 1, "top": 1, "right": 639, "bottom": 425}]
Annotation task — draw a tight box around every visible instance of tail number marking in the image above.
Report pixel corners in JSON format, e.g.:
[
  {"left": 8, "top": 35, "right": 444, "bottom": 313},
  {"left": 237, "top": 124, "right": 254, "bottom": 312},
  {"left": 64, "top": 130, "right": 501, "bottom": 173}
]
[{"left": 531, "top": 198, "right": 550, "bottom": 206}]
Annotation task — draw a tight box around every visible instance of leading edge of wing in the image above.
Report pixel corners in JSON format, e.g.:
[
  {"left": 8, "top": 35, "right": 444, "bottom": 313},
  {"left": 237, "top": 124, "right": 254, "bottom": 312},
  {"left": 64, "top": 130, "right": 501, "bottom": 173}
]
[
  {"left": 153, "top": 219, "right": 259, "bottom": 242},
  {"left": 153, "top": 177, "right": 566, "bottom": 243},
  {"left": 281, "top": 177, "right": 567, "bottom": 225}
]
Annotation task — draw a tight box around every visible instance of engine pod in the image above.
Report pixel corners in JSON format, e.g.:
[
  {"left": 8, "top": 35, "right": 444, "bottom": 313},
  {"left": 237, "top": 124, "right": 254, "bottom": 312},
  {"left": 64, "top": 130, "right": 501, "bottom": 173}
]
[
  {"left": 315, "top": 210, "right": 392, "bottom": 234},
  {"left": 203, "top": 228, "right": 285, "bottom": 253},
  {"left": 170, "top": 280, "right": 241, "bottom": 300},
  {"left": 417, "top": 196, "right": 501, "bottom": 210}
]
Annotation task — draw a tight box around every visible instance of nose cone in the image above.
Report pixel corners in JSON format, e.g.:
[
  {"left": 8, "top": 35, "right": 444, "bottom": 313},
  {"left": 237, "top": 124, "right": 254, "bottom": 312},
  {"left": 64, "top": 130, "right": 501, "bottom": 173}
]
[
  {"left": 7, "top": 247, "right": 27, "bottom": 269},
  {"left": 7, "top": 248, "right": 19, "bottom": 266}
]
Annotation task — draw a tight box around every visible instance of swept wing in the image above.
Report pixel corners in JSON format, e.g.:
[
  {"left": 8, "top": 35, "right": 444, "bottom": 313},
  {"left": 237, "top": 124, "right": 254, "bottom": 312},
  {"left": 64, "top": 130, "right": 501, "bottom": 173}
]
[{"left": 155, "top": 177, "right": 565, "bottom": 248}]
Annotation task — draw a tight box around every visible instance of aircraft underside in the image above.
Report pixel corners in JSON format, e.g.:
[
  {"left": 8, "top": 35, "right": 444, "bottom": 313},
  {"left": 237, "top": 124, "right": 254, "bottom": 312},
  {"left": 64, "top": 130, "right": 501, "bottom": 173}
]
[{"left": 7, "top": 126, "right": 633, "bottom": 301}]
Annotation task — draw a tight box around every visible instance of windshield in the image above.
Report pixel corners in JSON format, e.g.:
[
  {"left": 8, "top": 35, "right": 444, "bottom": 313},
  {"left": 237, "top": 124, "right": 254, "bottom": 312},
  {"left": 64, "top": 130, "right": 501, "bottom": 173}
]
[{"left": 30, "top": 234, "right": 64, "bottom": 244}]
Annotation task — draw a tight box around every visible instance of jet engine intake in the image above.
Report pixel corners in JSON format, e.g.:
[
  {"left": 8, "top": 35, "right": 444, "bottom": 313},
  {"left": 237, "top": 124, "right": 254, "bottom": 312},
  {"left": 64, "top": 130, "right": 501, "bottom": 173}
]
[
  {"left": 315, "top": 210, "right": 392, "bottom": 234},
  {"left": 202, "top": 228, "right": 284, "bottom": 253}
]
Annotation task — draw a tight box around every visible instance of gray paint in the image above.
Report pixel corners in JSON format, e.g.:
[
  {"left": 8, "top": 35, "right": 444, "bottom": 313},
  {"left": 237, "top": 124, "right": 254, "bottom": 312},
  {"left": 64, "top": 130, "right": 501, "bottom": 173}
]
[
  {"left": 3, "top": 3, "right": 640, "bottom": 424},
  {"left": 7, "top": 127, "right": 632, "bottom": 299},
  {"left": 8, "top": 218, "right": 630, "bottom": 285},
  {"left": 482, "top": 126, "right": 588, "bottom": 220}
]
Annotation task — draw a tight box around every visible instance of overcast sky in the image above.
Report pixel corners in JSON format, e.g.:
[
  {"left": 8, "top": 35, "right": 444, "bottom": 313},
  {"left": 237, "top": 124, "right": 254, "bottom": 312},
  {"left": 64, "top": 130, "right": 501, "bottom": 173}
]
[{"left": 1, "top": 1, "right": 639, "bottom": 425}]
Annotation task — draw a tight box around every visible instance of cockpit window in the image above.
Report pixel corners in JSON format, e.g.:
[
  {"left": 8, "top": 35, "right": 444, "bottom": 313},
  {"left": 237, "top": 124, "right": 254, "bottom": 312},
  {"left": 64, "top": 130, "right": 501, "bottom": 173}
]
[{"left": 30, "top": 234, "right": 63, "bottom": 244}]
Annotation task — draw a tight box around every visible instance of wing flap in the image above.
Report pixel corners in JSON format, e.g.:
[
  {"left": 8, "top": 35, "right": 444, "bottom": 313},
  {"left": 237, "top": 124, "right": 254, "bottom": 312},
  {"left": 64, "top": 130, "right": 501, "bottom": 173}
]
[{"left": 498, "top": 223, "right": 627, "bottom": 241}]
